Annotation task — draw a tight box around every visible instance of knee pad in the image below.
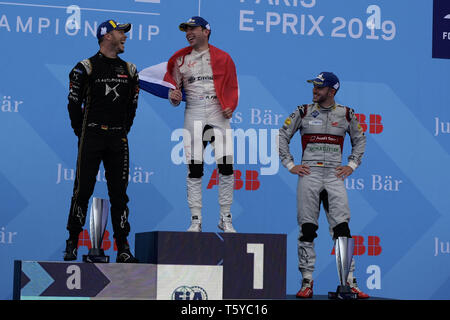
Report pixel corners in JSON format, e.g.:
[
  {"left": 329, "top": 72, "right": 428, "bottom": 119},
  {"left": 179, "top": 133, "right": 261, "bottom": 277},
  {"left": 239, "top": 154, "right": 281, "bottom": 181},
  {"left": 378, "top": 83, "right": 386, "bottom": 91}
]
[
  {"left": 188, "top": 162, "right": 204, "bottom": 178},
  {"left": 333, "top": 222, "right": 351, "bottom": 239},
  {"left": 217, "top": 156, "right": 233, "bottom": 175},
  {"left": 218, "top": 163, "right": 233, "bottom": 175},
  {"left": 299, "top": 223, "right": 318, "bottom": 242}
]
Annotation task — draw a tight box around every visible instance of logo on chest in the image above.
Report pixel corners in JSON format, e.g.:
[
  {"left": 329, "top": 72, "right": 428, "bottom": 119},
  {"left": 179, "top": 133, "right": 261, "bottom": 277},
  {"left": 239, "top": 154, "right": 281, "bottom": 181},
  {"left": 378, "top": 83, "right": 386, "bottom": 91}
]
[
  {"left": 188, "top": 61, "right": 197, "bottom": 68},
  {"left": 105, "top": 83, "right": 120, "bottom": 101},
  {"left": 309, "top": 119, "right": 323, "bottom": 126}
]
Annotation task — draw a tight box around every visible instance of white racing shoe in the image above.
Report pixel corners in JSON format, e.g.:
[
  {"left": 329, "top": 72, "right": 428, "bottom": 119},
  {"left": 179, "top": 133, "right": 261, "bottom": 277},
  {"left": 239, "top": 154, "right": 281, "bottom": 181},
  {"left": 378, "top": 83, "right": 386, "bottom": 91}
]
[
  {"left": 218, "top": 215, "right": 236, "bottom": 233},
  {"left": 187, "top": 216, "right": 202, "bottom": 232}
]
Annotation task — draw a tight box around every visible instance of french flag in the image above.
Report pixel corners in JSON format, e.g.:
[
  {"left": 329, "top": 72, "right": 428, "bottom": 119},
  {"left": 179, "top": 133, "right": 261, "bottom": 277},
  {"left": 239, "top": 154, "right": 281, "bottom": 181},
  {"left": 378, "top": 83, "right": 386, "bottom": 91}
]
[
  {"left": 138, "top": 45, "right": 238, "bottom": 110},
  {"left": 138, "top": 61, "right": 186, "bottom": 101}
]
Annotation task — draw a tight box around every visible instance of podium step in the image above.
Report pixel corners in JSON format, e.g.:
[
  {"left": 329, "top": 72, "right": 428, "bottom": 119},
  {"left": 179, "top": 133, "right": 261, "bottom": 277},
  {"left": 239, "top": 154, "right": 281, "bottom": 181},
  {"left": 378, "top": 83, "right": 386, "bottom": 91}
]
[
  {"left": 14, "top": 231, "right": 286, "bottom": 300},
  {"left": 14, "top": 261, "right": 157, "bottom": 300},
  {"left": 136, "top": 231, "right": 287, "bottom": 299}
]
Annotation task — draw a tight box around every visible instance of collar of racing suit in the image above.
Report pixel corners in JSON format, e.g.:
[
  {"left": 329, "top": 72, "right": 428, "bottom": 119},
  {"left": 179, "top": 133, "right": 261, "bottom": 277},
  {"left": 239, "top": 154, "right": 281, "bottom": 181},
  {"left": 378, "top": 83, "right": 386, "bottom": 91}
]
[
  {"left": 316, "top": 103, "right": 336, "bottom": 111},
  {"left": 96, "top": 51, "right": 120, "bottom": 64},
  {"left": 191, "top": 47, "right": 209, "bottom": 55}
]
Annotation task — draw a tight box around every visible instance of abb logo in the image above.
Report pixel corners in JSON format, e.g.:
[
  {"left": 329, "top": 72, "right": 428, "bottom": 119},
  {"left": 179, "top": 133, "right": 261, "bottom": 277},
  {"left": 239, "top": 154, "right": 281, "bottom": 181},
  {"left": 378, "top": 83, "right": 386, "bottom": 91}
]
[
  {"left": 355, "top": 114, "right": 383, "bottom": 134},
  {"left": 207, "top": 169, "right": 260, "bottom": 191},
  {"left": 331, "top": 236, "right": 382, "bottom": 256},
  {"left": 77, "top": 230, "right": 118, "bottom": 251}
]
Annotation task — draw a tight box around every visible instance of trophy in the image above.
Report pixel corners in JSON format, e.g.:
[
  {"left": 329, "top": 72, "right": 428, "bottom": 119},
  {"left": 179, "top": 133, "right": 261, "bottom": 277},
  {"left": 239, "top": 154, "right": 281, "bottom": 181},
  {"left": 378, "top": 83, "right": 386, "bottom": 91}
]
[
  {"left": 82, "top": 197, "right": 110, "bottom": 263},
  {"left": 328, "top": 237, "right": 358, "bottom": 300}
]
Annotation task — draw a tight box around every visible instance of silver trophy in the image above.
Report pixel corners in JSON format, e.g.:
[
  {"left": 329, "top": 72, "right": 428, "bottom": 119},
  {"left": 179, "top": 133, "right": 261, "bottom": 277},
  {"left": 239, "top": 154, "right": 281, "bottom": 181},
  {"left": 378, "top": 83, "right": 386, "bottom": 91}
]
[
  {"left": 82, "top": 197, "right": 110, "bottom": 263},
  {"left": 328, "top": 237, "right": 358, "bottom": 299}
]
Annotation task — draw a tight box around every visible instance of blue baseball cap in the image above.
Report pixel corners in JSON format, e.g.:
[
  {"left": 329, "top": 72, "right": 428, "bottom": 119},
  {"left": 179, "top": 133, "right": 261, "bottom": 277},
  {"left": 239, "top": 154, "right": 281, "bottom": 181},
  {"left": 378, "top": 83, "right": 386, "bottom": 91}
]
[
  {"left": 307, "top": 72, "right": 340, "bottom": 91},
  {"left": 179, "top": 16, "right": 211, "bottom": 31},
  {"left": 97, "top": 19, "right": 131, "bottom": 39}
]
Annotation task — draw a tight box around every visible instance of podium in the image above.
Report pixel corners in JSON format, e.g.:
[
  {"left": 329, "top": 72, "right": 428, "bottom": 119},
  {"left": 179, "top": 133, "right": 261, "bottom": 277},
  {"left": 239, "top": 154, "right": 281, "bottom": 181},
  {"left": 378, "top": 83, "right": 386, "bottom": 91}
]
[{"left": 13, "top": 231, "right": 286, "bottom": 300}]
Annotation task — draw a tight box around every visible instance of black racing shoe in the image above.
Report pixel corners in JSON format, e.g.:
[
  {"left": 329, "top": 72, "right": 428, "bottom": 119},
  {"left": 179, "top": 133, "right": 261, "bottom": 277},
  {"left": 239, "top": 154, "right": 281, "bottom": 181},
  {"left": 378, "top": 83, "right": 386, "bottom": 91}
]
[
  {"left": 63, "top": 239, "right": 78, "bottom": 261},
  {"left": 116, "top": 244, "right": 139, "bottom": 263}
]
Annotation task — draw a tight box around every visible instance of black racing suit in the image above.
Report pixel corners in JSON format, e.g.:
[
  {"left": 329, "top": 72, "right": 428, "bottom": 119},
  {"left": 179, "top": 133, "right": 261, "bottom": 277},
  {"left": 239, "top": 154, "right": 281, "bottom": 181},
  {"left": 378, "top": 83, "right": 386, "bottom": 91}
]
[{"left": 66, "top": 51, "right": 139, "bottom": 244}]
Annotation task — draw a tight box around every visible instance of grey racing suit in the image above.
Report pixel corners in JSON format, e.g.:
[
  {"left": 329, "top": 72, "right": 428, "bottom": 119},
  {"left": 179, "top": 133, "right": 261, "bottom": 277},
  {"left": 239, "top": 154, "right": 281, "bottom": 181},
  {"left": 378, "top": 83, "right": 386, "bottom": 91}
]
[
  {"left": 169, "top": 48, "right": 234, "bottom": 221},
  {"left": 278, "top": 103, "right": 366, "bottom": 279}
]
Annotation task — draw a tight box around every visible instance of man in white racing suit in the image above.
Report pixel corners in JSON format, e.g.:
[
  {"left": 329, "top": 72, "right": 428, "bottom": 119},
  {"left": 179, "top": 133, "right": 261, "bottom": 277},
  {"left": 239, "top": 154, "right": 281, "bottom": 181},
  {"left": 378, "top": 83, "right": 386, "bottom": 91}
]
[
  {"left": 278, "top": 72, "right": 369, "bottom": 299},
  {"left": 167, "top": 16, "right": 239, "bottom": 233}
]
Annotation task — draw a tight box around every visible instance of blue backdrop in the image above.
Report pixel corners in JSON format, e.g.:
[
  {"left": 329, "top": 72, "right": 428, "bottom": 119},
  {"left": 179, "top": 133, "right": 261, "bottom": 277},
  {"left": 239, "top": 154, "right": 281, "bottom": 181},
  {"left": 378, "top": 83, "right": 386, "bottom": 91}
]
[{"left": 1, "top": 0, "right": 450, "bottom": 300}]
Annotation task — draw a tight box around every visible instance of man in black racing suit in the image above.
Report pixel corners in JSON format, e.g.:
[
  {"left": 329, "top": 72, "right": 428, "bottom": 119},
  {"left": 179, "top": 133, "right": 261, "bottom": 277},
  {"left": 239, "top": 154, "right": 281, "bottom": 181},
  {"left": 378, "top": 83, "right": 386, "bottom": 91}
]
[{"left": 63, "top": 19, "right": 139, "bottom": 263}]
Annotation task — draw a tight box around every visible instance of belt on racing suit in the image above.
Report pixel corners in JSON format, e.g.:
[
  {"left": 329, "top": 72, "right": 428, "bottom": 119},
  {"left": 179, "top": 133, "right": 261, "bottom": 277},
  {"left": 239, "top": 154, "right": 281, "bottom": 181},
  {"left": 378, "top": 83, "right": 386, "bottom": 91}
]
[{"left": 87, "top": 122, "right": 124, "bottom": 131}]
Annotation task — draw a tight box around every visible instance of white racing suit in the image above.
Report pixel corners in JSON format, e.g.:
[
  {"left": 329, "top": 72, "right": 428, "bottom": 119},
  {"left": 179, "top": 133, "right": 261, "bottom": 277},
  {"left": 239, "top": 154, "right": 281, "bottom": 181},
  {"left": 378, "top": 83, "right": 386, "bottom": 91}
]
[
  {"left": 170, "top": 48, "right": 234, "bottom": 222},
  {"left": 278, "top": 103, "right": 366, "bottom": 280}
]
